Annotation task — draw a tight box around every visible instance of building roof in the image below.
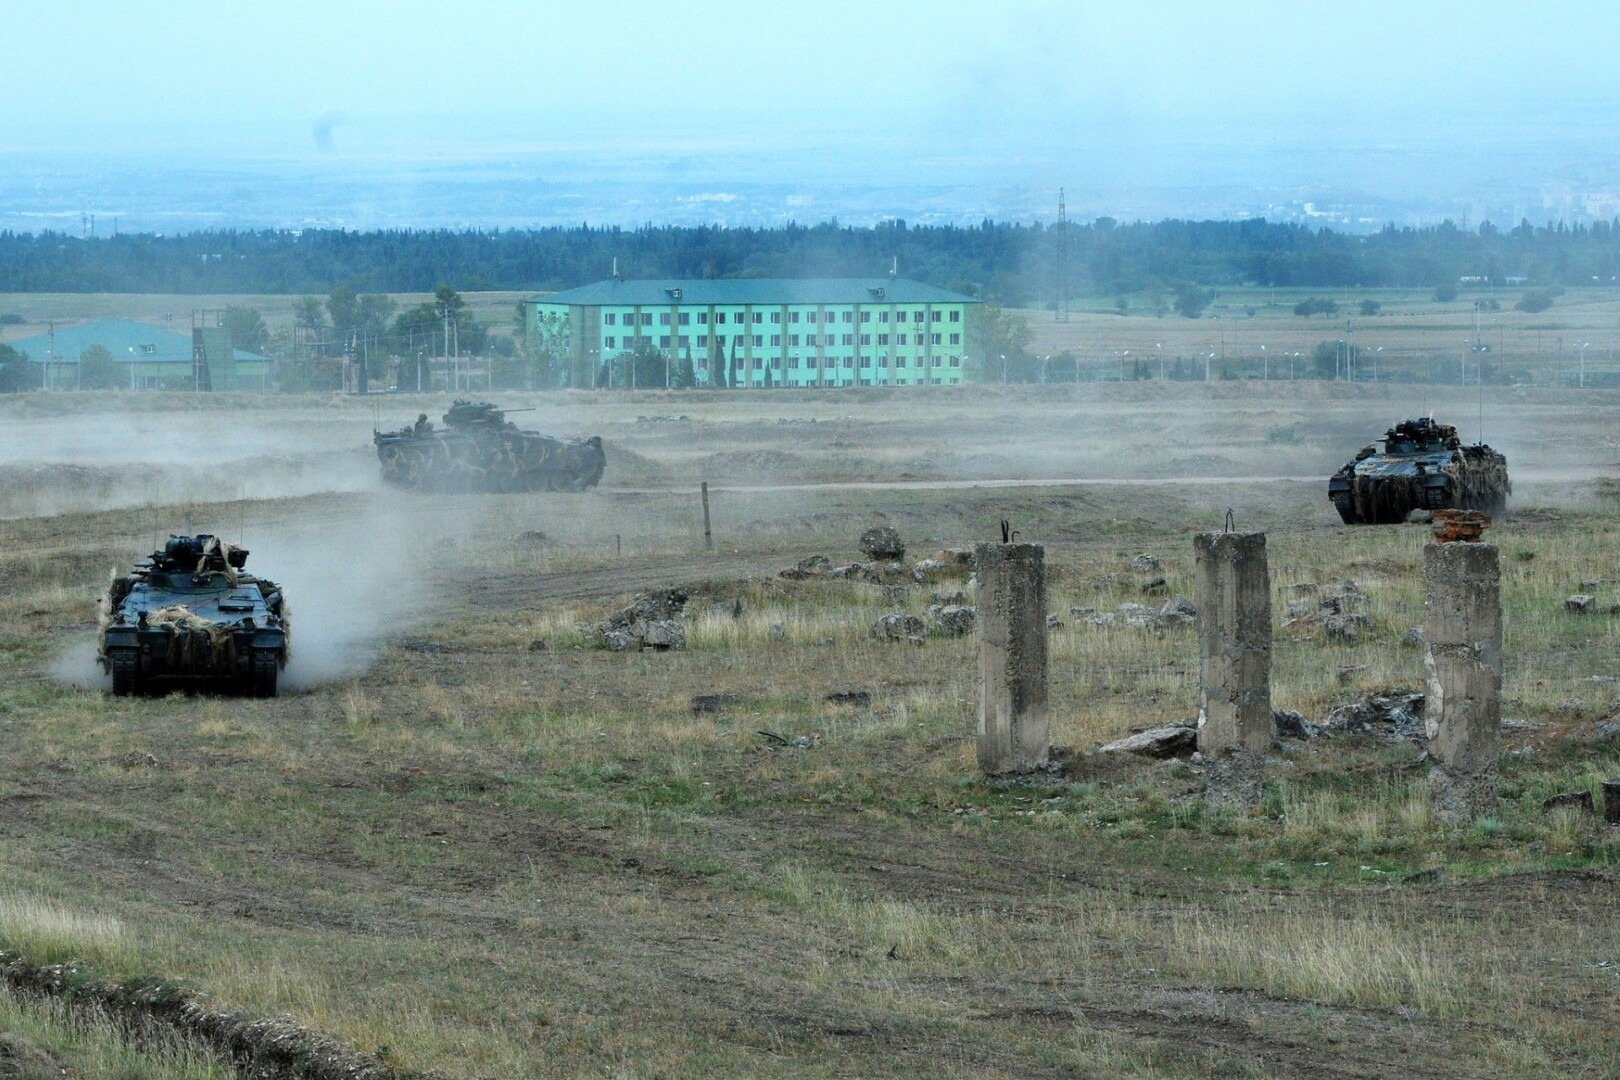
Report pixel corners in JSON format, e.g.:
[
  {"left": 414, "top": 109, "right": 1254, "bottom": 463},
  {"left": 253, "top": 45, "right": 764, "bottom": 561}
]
[
  {"left": 7, "top": 319, "right": 267, "bottom": 363},
  {"left": 533, "top": 278, "right": 980, "bottom": 307}
]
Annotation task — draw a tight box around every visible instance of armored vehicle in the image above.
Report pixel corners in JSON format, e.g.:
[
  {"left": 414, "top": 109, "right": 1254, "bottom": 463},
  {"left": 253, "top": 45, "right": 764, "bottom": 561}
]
[
  {"left": 1329, "top": 417, "right": 1510, "bottom": 524},
  {"left": 98, "top": 534, "right": 289, "bottom": 697},
  {"left": 374, "top": 401, "right": 606, "bottom": 492}
]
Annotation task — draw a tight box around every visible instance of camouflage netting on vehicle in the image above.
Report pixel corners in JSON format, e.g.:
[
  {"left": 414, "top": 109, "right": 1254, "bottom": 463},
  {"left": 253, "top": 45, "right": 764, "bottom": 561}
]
[
  {"left": 374, "top": 401, "right": 606, "bottom": 493},
  {"left": 1328, "top": 417, "right": 1510, "bottom": 525}
]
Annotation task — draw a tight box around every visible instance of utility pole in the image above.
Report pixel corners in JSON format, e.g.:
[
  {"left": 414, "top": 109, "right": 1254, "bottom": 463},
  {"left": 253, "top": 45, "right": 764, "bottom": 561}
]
[{"left": 1055, "top": 188, "right": 1069, "bottom": 322}]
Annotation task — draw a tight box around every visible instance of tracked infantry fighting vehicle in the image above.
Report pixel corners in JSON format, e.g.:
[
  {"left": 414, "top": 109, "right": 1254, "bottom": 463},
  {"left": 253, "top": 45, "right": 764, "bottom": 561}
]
[
  {"left": 1329, "top": 417, "right": 1510, "bottom": 524},
  {"left": 99, "top": 535, "right": 289, "bottom": 696},
  {"left": 374, "top": 401, "right": 606, "bottom": 492}
]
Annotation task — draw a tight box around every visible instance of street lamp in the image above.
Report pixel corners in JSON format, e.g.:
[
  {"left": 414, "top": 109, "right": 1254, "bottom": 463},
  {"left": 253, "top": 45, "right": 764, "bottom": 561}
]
[
  {"left": 1579, "top": 341, "right": 1591, "bottom": 388},
  {"left": 126, "top": 346, "right": 137, "bottom": 391},
  {"left": 1155, "top": 341, "right": 1163, "bottom": 381},
  {"left": 1260, "top": 343, "right": 1267, "bottom": 381},
  {"left": 1370, "top": 346, "right": 1384, "bottom": 382},
  {"left": 999, "top": 353, "right": 1007, "bottom": 385},
  {"left": 1118, "top": 349, "right": 1129, "bottom": 382}
]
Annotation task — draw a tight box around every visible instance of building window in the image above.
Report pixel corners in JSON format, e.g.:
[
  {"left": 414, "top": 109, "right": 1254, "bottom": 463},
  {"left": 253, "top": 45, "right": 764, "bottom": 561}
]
[
  {"left": 753, "top": 357, "right": 763, "bottom": 369},
  {"left": 950, "top": 355, "right": 961, "bottom": 367},
  {"left": 752, "top": 312, "right": 763, "bottom": 324},
  {"left": 860, "top": 311, "right": 871, "bottom": 323},
  {"left": 860, "top": 333, "right": 871, "bottom": 346},
  {"left": 697, "top": 358, "right": 708, "bottom": 370},
  {"left": 789, "top": 356, "right": 800, "bottom": 369},
  {"left": 713, "top": 312, "right": 725, "bottom": 324},
  {"left": 877, "top": 333, "right": 889, "bottom": 346},
  {"left": 842, "top": 311, "right": 853, "bottom": 323},
  {"left": 752, "top": 335, "right": 763, "bottom": 347},
  {"left": 931, "top": 333, "right": 942, "bottom": 345},
  {"left": 659, "top": 312, "right": 671, "bottom": 325},
  {"left": 843, "top": 357, "right": 854, "bottom": 369},
  {"left": 771, "top": 356, "right": 781, "bottom": 369},
  {"left": 789, "top": 311, "right": 800, "bottom": 323},
  {"left": 932, "top": 355, "right": 942, "bottom": 367},
  {"left": 949, "top": 333, "right": 960, "bottom": 345},
  {"left": 789, "top": 334, "right": 800, "bottom": 347},
  {"left": 841, "top": 334, "right": 854, "bottom": 346},
  {"left": 699, "top": 312, "right": 709, "bottom": 325},
  {"left": 896, "top": 333, "right": 908, "bottom": 346},
  {"left": 604, "top": 313, "right": 617, "bottom": 326},
  {"left": 949, "top": 310, "right": 961, "bottom": 323},
  {"left": 660, "top": 335, "right": 670, "bottom": 348},
  {"left": 604, "top": 336, "right": 616, "bottom": 348},
  {"left": 879, "top": 311, "right": 889, "bottom": 323},
  {"left": 678, "top": 312, "right": 690, "bottom": 326},
  {"left": 930, "top": 310, "right": 941, "bottom": 323},
  {"left": 770, "top": 334, "right": 781, "bottom": 346},
  {"left": 896, "top": 356, "right": 907, "bottom": 368},
  {"left": 770, "top": 311, "right": 781, "bottom": 324}
]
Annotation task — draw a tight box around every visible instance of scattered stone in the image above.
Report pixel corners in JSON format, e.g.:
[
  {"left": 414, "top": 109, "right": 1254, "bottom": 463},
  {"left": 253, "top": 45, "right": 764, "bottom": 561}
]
[
  {"left": 789, "top": 734, "right": 820, "bottom": 749},
  {"left": 859, "top": 525, "right": 906, "bottom": 561},
  {"left": 641, "top": 620, "right": 685, "bottom": 650},
  {"left": 1337, "top": 664, "right": 1369, "bottom": 684},
  {"left": 118, "top": 751, "right": 159, "bottom": 769},
  {"left": 1501, "top": 718, "right": 1544, "bottom": 732},
  {"left": 510, "top": 529, "right": 551, "bottom": 546},
  {"left": 1322, "top": 612, "right": 1373, "bottom": 643},
  {"left": 1284, "top": 600, "right": 1313, "bottom": 620},
  {"left": 1566, "top": 594, "right": 1597, "bottom": 613},
  {"left": 597, "top": 588, "right": 690, "bottom": 651},
  {"left": 691, "top": 693, "right": 740, "bottom": 716},
  {"left": 1401, "top": 626, "right": 1426, "bottom": 649},
  {"left": 1129, "top": 553, "right": 1163, "bottom": 573},
  {"left": 528, "top": 638, "right": 548, "bottom": 651},
  {"left": 1556, "top": 697, "right": 1589, "bottom": 717},
  {"left": 932, "top": 589, "right": 968, "bottom": 606},
  {"left": 881, "top": 584, "right": 910, "bottom": 605},
  {"left": 934, "top": 605, "right": 976, "bottom": 636},
  {"left": 1580, "top": 579, "right": 1603, "bottom": 591},
  {"left": 929, "top": 548, "right": 976, "bottom": 571},
  {"left": 1402, "top": 867, "right": 1445, "bottom": 884},
  {"left": 1068, "top": 605, "right": 1095, "bottom": 618},
  {"left": 829, "top": 562, "right": 882, "bottom": 583},
  {"left": 825, "top": 690, "right": 871, "bottom": 708},
  {"left": 1158, "top": 595, "right": 1197, "bottom": 625},
  {"left": 780, "top": 555, "right": 831, "bottom": 580},
  {"left": 0, "top": 1033, "right": 67, "bottom": 1078},
  {"left": 910, "top": 559, "right": 950, "bottom": 583},
  {"left": 1140, "top": 576, "right": 1169, "bottom": 595},
  {"left": 1273, "top": 709, "right": 1326, "bottom": 740},
  {"left": 1045, "top": 613, "right": 1065, "bottom": 630},
  {"left": 870, "top": 612, "right": 926, "bottom": 644},
  {"left": 1542, "top": 790, "right": 1595, "bottom": 814},
  {"left": 1324, "top": 692, "right": 1426, "bottom": 742},
  {"left": 1280, "top": 583, "right": 1320, "bottom": 597},
  {"left": 1098, "top": 720, "right": 1197, "bottom": 759},
  {"left": 1597, "top": 719, "right": 1620, "bottom": 742},
  {"left": 1610, "top": 604, "right": 1620, "bottom": 616},
  {"left": 710, "top": 597, "right": 744, "bottom": 620},
  {"left": 768, "top": 623, "right": 786, "bottom": 640},
  {"left": 1405, "top": 508, "right": 1434, "bottom": 524}
]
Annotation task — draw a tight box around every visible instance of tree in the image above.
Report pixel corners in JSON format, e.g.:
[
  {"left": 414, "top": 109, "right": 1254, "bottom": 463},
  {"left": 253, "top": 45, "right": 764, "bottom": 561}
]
[
  {"left": 1434, "top": 282, "right": 1460, "bottom": 302},
  {"left": 1172, "top": 282, "right": 1212, "bottom": 319},
  {"left": 79, "top": 344, "right": 122, "bottom": 390},
  {"left": 1293, "top": 297, "right": 1339, "bottom": 317},
  {"left": 1358, "top": 299, "right": 1381, "bottom": 316},
  {"left": 293, "top": 296, "right": 325, "bottom": 333},
  {"left": 1514, "top": 291, "right": 1554, "bottom": 313},
  {"left": 326, "top": 285, "right": 359, "bottom": 342},
  {"left": 1311, "top": 340, "right": 1342, "bottom": 378},
  {"left": 976, "top": 302, "right": 1035, "bottom": 382},
  {"left": 0, "top": 344, "right": 32, "bottom": 393},
  {"left": 223, "top": 306, "right": 270, "bottom": 355}
]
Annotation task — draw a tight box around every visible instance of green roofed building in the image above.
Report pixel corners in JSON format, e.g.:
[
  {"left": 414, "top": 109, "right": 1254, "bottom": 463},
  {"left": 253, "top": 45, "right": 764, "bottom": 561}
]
[
  {"left": 524, "top": 278, "right": 980, "bottom": 389},
  {"left": 5, "top": 316, "right": 271, "bottom": 391}
]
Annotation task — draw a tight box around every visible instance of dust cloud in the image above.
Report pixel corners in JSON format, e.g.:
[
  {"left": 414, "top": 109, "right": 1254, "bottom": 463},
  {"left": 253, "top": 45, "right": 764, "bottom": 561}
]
[{"left": 49, "top": 640, "right": 111, "bottom": 692}]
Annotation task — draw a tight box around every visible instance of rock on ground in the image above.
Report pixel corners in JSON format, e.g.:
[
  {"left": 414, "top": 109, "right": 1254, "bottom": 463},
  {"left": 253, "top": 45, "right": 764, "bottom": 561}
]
[
  {"left": 598, "top": 588, "right": 689, "bottom": 650},
  {"left": 859, "top": 525, "right": 906, "bottom": 561},
  {"left": 1098, "top": 720, "right": 1197, "bottom": 759},
  {"left": 931, "top": 605, "right": 975, "bottom": 636},
  {"left": 1129, "top": 553, "right": 1163, "bottom": 573},
  {"left": 870, "top": 612, "right": 926, "bottom": 644},
  {"left": 1566, "top": 594, "right": 1597, "bottom": 613},
  {"left": 1324, "top": 692, "right": 1426, "bottom": 741}
]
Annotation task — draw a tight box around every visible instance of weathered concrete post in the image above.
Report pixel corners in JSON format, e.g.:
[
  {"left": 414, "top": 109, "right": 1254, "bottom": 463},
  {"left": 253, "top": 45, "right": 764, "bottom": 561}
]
[
  {"left": 975, "top": 543, "right": 1048, "bottom": 775},
  {"left": 1194, "top": 532, "right": 1272, "bottom": 807},
  {"left": 1424, "top": 541, "right": 1502, "bottom": 823}
]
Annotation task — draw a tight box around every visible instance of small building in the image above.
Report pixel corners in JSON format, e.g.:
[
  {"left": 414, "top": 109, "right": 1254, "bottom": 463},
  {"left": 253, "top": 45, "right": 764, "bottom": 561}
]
[
  {"left": 6, "top": 317, "right": 271, "bottom": 391},
  {"left": 525, "top": 278, "right": 981, "bottom": 389}
]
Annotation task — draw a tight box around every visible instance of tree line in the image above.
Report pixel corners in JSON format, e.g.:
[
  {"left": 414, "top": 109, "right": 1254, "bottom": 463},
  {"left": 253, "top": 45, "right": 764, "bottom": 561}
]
[{"left": 3, "top": 217, "right": 1620, "bottom": 308}]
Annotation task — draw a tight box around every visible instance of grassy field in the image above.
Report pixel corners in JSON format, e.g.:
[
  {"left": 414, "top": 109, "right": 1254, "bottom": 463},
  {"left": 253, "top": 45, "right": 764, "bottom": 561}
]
[{"left": 1, "top": 383, "right": 1619, "bottom": 1077}]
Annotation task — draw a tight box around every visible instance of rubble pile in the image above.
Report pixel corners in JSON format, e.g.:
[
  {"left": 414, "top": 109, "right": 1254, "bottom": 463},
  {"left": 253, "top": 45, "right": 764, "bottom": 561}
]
[
  {"left": 598, "top": 588, "right": 689, "bottom": 651},
  {"left": 1282, "top": 579, "right": 1374, "bottom": 643}
]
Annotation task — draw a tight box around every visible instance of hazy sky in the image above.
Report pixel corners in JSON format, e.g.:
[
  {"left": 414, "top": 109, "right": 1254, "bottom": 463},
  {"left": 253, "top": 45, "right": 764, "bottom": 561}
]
[
  {"left": 8, "top": 1, "right": 1618, "bottom": 153},
  {"left": 5, "top": 1, "right": 1620, "bottom": 227}
]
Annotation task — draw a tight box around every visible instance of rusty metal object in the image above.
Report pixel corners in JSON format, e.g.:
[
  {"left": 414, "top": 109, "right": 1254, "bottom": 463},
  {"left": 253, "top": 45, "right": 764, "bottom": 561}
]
[
  {"left": 374, "top": 401, "right": 606, "bottom": 493},
  {"left": 1328, "top": 417, "right": 1510, "bottom": 525},
  {"left": 1430, "top": 508, "right": 1491, "bottom": 542}
]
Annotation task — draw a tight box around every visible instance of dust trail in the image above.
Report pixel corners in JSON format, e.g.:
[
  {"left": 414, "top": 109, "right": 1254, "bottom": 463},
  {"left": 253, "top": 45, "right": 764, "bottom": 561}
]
[{"left": 49, "top": 640, "right": 111, "bottom": 691}]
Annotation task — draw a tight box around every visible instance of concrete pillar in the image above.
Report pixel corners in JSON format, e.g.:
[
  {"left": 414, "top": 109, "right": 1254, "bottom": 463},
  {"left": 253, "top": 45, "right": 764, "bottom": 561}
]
[
  {"left": 1424, "top": 542, "right": 1502, "bottom": 823},
  {"left": 1194, "top": 532, "right": 1272, "bottom": 807},
  {"left": 975, "top": 543, "right": 1048, "bottom": 775}
]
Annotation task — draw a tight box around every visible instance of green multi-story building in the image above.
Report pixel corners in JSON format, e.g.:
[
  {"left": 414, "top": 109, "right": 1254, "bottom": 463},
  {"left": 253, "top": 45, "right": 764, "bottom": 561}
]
[{"left": 524, "top": 278, "right": 980, "bottom": 389}]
